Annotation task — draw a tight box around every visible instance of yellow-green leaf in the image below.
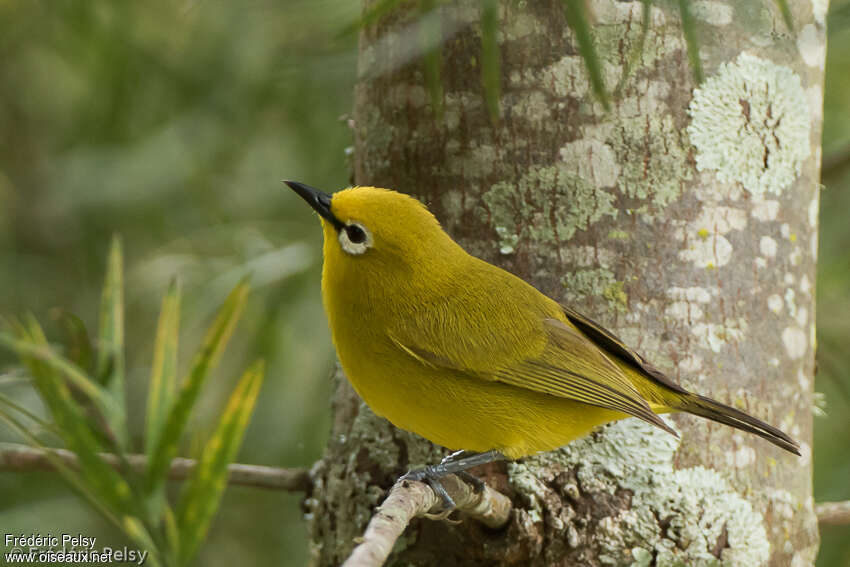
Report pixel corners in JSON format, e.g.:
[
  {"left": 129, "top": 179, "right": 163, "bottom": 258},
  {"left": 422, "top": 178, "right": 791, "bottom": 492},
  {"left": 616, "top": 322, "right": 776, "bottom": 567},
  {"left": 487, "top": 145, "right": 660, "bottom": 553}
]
[
  {"left": 774, "top": 0, "right": 794, "bottom": 32},
  {"left": 146, "top": 278, "right": 181, "bottom": 456},
  {"left": 145, "top": 279, "right": 250, "bottom": 499},
  {"left": 0, "top": 333, "right": 122, "bottom": 422},
  {"left": 677, "top": 0, "right": 704, "bottom": 84},
  {"left": 162, "top": 504, "right": 180, "bottom": 560},
  {"left": 53, "top": 309, "right": 94, "bottom": 374},
  {"left": 420, "top": 0, "right": 443, "bottom": 118},
  {"left": 480, "top": 0, "right": 501, "bottom": 122},
  {"left": 96, "top": 235, "right": 129, "bottom": 448},
  {"left": 121, "top": 516, "right": 162, "bottom": 567},
  {"left": 175, "top": 360, "right": 265, "bottom": 566},
  {"left": 0, "top": 390, "right": 62, "bottom": 439},
  {"left": 0, "top": 409, "right": 121, "bottom": 528},
  {"left": 615, "top": 0, "right": 651, "bottom": 94},
  {"left": 1, "top": 323, "right": 134, "bottom": 516},
  {"left": 561, "top": 0, "right": 610, "bottom": 111}
]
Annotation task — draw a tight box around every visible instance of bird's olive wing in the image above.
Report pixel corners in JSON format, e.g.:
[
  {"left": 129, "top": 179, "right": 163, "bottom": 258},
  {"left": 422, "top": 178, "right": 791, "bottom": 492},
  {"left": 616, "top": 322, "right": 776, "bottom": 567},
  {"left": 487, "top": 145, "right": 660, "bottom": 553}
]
[
  {"left": 559, "top": 304, "right": 688, "bottom": 395},
  {"left": 389, "top": 318, "right": 677, "bottom": 435}
]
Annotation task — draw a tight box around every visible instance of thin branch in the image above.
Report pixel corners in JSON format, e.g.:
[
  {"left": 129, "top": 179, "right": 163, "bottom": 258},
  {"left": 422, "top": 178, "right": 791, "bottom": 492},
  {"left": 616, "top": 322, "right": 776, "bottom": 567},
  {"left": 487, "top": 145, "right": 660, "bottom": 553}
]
[
  {"left": 0, "top": 443, "right": 312, "bottom": 492},
  {"left": 343, "top": 475, "right": 512, "bottom": 567},
  {"left": 817, "top": 500, "right": 850, "bottom": 526}
]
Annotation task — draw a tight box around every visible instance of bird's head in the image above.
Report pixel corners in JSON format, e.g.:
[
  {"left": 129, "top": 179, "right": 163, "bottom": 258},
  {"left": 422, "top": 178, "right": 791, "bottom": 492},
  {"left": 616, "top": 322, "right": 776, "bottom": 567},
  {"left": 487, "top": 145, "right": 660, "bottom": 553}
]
[{"left": 286, "top": 181, "right": 462, "bottom": 276}]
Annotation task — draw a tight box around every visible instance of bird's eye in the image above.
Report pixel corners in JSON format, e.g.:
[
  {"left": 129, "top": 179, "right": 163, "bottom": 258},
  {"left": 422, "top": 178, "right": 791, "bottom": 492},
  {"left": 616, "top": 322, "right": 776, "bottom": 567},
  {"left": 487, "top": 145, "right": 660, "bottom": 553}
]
[
  {"left": 346, "top": 224, "right": 367, "bottom": 244},
  {"left": 338, "top": 221, "right": 371, "bottom": 255}
]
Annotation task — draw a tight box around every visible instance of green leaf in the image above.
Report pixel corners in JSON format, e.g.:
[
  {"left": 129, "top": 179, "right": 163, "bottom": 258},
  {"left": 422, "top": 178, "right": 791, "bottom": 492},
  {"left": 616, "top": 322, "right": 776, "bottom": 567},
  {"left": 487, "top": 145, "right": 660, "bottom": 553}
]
[
  {"left": 561, "top": 0, "right": 610, "bottom": 111},
  {"left": 96, "top": 235, "right": 129, "bottom": 448},
  {"left": 615, "top": 0, "right": 651, "bottom": 94},
  {"left": 420, "top": 0, "right": 443, "bottom": 118},
  {"left": 677, "top": 0, "right": 704, "bottom": 84},
  {"left": 0, "top": 410, "right": 121, "bottom": 528},
  {"left": 163, "top": 505, "right": 181, "bottom": 560},
  {"left": 121, "top": 517, "right": 162, "bottom": 567},
  {"left": 146, "top": 278, "right": 181, "bottom": 456},
  {"left": 480, "top": 0, "right": 501, "bottom": 122},
  {"left": 418, "top": 0, "right": 443, "bottom": 120},
  {"left": 145, "top": 279, "right": 250, "bottom": 500},
  {"left": 53, "top": 309, "right": 94, "bottom": 373},
  {"left": 175, "top": 360, "right": 265, "bottom": 566},
  {"left": 774, "top": 0, "right": 794, "bottom": 33},
  {"left": 0, "top": 332, "right": 122, "bottom": 423},
  {"left": 3, "top": 321, "right": 135, "bottom": 516},
  {"left": 0, "top": 391, "right": 62, "bottom": 439}
]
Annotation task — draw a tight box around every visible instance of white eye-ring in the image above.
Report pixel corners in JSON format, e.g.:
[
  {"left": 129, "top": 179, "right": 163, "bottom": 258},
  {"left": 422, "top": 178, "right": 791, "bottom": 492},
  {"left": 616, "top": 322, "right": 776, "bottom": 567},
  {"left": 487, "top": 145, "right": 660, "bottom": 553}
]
[{"left": 338, "top": 221, "right": 372, "bottom": 255}]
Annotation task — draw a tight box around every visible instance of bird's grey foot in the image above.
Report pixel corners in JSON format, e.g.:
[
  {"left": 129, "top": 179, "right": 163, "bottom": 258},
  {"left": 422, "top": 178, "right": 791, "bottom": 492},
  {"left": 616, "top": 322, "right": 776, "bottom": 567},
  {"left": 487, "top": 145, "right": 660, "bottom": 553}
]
[
  {"left": 401, "top": 466, "right": 456, "bottom": 511},
  {"left": 401, "top": 450, "right": 505, "bottom": 512}
]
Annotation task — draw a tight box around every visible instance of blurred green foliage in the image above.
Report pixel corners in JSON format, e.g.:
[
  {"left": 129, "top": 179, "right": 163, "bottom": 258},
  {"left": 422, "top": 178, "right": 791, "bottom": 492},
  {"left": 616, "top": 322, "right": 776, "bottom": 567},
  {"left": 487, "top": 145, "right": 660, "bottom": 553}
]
[
  {"left": 1, "top": 242, "right": 264, "bottom": 566},
  {"left": 816, "top": 4, "right": 850, "bottom": 567},
  {"left": 0, "top": 1, "right": 356, "bottom": 565},
  {"left": 0, "top": 1, "right": 848, "bottom": 566}
]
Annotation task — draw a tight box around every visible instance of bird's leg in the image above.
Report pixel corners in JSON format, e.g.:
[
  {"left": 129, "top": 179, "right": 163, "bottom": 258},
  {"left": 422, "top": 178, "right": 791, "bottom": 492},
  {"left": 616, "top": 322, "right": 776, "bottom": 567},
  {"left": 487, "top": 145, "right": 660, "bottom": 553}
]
[
  {"left": 438, "top": 450, "right": 488, "bottom": 493},
  {"left": 440, "top": 449, "right": 470, "bottom": 464},
  {"left": 401, "top": 450, "right": 505, "bottom": 512}
]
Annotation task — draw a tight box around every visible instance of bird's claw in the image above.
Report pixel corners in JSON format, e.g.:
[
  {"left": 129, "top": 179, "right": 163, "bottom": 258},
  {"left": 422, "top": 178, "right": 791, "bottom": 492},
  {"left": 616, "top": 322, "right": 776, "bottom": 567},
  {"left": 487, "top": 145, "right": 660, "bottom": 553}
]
[
  {"left": 424, "top": 477, "right": 457, "bottom": 514},
  {"left": 401, "top": 468, "right": 457, "bottom": 512},
  {"left": 457, "top": 470, "right": 486, "bottom": 493},
  {"left": 400, "top": 466, "right": 437, "bottom": 483},
  {"left": 423, "top": 507, "right": 461, "bottom": 523},
  {"left": 401, "top": 468, "right": 486, "bottom": 518}
]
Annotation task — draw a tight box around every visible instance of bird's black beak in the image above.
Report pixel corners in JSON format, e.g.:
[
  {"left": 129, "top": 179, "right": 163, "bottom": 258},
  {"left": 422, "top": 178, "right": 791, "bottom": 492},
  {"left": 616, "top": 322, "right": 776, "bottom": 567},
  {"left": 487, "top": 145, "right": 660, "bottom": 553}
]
[{"left": 284, "top": 180, "right": 343, "bottom": 230}]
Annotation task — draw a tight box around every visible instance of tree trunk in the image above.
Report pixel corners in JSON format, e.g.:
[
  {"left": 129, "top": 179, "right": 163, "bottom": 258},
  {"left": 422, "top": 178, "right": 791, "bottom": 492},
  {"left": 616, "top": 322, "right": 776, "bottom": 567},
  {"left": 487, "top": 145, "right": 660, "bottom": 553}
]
[{"left": 306, "top": 1, "right": 825, "bottom": 565}]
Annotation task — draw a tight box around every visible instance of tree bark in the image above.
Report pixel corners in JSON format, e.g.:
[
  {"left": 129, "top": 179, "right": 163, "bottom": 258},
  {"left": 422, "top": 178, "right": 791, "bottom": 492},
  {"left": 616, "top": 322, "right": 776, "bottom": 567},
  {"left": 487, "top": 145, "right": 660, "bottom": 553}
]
[{"left": 306, "top": 1, "right": 825, "bottom": 565}]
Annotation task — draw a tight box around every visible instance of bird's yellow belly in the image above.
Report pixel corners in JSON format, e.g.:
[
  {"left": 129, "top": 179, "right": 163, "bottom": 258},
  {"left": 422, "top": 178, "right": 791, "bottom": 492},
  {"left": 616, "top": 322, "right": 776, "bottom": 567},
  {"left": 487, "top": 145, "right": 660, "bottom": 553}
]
[{"left": 338, "top": 343, "right": 626, "bottom": 460}]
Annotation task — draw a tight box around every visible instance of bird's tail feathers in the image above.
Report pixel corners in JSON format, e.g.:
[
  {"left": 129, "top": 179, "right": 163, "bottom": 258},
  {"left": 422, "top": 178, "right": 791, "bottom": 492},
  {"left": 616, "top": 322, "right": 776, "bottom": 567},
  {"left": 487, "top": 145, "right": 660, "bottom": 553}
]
[{"left": 673, "top": 393, "right": 800, "bottom": 455}]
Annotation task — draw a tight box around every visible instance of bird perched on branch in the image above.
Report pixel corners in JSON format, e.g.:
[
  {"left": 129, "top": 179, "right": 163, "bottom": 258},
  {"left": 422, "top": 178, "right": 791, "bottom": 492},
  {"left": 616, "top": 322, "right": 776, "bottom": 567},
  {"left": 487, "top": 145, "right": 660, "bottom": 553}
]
[{"left": 287, "top": 181, "right": 799, "bottom": 509}]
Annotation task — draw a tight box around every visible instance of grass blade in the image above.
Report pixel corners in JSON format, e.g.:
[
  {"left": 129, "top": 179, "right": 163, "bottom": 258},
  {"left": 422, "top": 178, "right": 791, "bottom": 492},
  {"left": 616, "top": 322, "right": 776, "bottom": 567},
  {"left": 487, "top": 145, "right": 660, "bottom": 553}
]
[
  {"left": 0, "top": 410, "right": 161, "bottom": 566},
  {"left": 175, "top": 360, "right": 265, "bottom": 566},
  {"left": 420, "top": 0, "right": 443, "bottom": 118},
  {"left": 561, "top": 0, "right": 610, "bottom": 111},
  {"left": 0, "top": 409, "right": 121, "bottom": 527},
  {"left": 4, "top": 320, "right": 135, "bottom": 516},
  {"left": 0, "top": 391, "right": 62, "bottom": 439},
  {"left": 0, "top": 333, "right": 122, "bottom": 421},
  {"left": 774, "top": 0, "right": 793, "bottom": 32},
  {"left": 145, "top": 279, "right": 250, "bottom": 499},
  {"left": 163, "top": 505, "right": 180, "bottom": 560},
  {"left": 677, "top": 0, "right": 704, "bottom": 84},
  {"left": 615, "top": 0, "right": 651, "bottom": 94},
  {"left": 146, "top": 278, "right": 181, "bottom": 456},
  {"left": 53, "top": 309, "right": 94, "bottom": 373},
  {"left": 121, "top": 517, "right": 162, "bottom": 567},
  {"left": 480, "top": 0, "right": 501, "bottom": 122},
  {"left": 96, "top": 235, "right": 129, "bottom": 448}
]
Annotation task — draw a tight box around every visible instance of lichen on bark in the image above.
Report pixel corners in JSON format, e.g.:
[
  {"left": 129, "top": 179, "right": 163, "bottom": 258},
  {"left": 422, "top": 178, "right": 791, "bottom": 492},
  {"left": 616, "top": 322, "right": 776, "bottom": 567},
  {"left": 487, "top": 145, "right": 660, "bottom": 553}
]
[{"left": 510, "top": 418, "right": 772, "bottom": 566}]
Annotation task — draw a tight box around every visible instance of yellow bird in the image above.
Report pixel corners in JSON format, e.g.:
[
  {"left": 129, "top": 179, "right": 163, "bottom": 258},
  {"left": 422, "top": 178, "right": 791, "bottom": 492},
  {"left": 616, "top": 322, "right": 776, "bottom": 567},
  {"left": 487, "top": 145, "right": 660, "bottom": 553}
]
[{"left": 286, "top": 181, "right": 799, "bottom": 506}]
